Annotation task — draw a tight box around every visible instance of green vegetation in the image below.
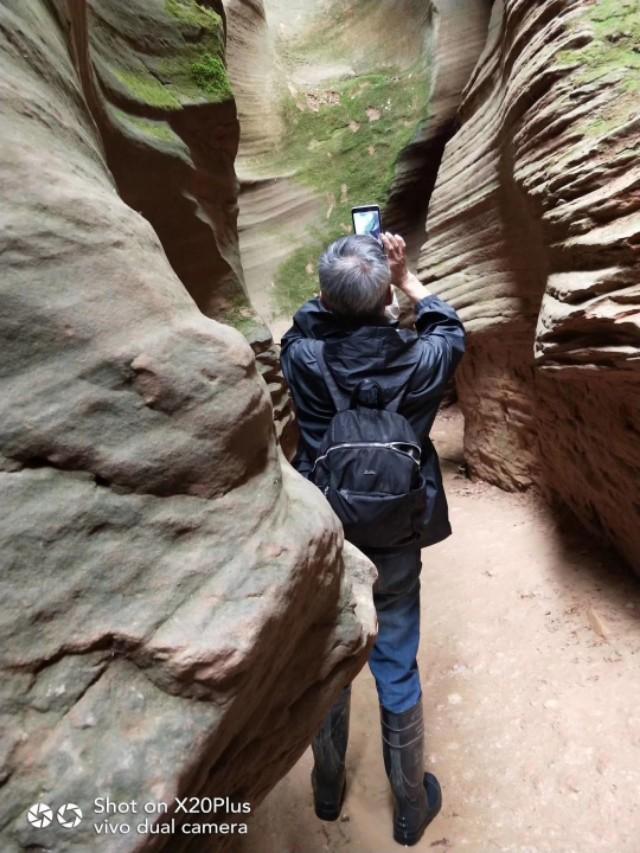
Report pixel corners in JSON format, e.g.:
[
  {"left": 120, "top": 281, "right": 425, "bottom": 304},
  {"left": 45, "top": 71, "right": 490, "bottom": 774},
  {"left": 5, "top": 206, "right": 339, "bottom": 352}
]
[
  {"left": 125, "top": 114, "right": 179, "bottom": 143},
  {"left": 190, "top": 53, "right": 233, "bottom": 101},
  {"left": 217, "top": 293, "right": 264, "bottom": 337},
  {"left": 165, "top": 0, "right": 223, "bottom": 33},
  {"left": 558, "top": 0, "right": 640, "bottom": 136},
  {"left": 274, "top": 236, "right": 327, "bottom": 317},
  {"left": 112, "top": 67, "right": 180, "bottom": 110},
  {"left": 162, "top": 0, "right": 232, "bottom": 104},
  {"left": 163, "top": 0, "right": 232, "bottom": 103},
  {"left": 272, "top": 65, "right": 429, "bottom": 314},
  {"left": 113, "top": 1, "right": 232, "bottom": 108}
]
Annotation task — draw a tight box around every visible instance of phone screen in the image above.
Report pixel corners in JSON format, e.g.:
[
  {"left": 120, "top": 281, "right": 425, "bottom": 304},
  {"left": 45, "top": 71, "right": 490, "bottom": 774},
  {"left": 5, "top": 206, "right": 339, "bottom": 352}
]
[{"left": 352, "top": 206, "right": 382, "bottom": 241}]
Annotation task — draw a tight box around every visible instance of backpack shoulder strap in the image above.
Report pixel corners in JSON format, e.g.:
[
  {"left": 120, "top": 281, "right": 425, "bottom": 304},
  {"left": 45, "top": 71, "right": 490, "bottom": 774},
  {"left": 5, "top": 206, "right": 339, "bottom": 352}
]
[
  {"left": 316, "top": 345, "right": 350, "bottom": 412},
  {"left": 385, "top": 391, "right": 404, "bottom": 413},
  {"left": 386, "top": 357, "right": 424, "bottom": 414},
  {"left": 317, "top": 345, "right": 410, "bottom": 414}
]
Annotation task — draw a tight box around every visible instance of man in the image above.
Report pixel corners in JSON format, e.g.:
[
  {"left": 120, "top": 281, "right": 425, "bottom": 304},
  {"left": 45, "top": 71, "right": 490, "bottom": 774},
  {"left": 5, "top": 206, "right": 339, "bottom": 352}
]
[{"left": 280, "top": 232, "right": 465, "bottom": 847}]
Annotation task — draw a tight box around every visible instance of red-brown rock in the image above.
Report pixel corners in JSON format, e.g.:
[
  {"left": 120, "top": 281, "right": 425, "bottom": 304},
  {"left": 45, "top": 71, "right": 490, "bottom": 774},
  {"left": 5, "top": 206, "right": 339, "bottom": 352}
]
[{"left": 419, "top": 0, "right": 640, "bottom": 571}]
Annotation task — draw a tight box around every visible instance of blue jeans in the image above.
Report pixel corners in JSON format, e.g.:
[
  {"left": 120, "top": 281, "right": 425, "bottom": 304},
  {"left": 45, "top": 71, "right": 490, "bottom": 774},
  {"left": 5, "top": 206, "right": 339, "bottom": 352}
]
[{"left": 366, "top": 548, "right": 422, "bottom": 714}]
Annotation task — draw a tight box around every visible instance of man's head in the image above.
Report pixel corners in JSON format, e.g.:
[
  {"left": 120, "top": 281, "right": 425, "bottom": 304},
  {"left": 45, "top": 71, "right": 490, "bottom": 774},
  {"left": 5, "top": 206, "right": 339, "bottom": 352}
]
[{"left": 318, "top": 235, "right": 391, "bottom": 318}]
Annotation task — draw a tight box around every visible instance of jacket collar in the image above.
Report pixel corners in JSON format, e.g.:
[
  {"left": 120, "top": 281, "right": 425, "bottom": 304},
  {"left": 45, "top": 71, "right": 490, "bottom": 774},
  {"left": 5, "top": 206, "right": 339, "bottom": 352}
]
[
  {"left": 290, "top": 299, "right": 420, "bottom": 395},
  {"left": 291, "top": 297, "right": 399, "bottom": 339}
]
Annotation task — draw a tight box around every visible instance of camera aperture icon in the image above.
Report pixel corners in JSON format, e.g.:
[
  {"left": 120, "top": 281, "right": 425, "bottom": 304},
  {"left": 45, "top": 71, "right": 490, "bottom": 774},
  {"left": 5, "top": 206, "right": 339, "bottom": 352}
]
[
  {"left": 26, "top": 803, "right": 53, "bottom": 829},
  {"left": 26, "top": 802, "right": 83, "bottom": 830},
  {"left": 57, "top": 803, "right": 83, "bottom": 829}
]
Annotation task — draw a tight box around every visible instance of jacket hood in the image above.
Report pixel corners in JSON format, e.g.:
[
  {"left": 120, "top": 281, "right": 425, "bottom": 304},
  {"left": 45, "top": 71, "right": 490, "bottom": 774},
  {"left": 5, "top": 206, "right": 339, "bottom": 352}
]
[{"left": 290, "top": 298, "right": 421, "bottom": 402}]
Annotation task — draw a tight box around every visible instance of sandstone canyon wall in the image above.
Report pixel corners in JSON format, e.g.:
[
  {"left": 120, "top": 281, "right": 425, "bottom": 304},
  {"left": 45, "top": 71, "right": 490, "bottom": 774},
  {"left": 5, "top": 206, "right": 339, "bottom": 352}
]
[
  {"left": 63, "top": 0, "right": 295, "bottom": 452},
  {"left": 419, "top": 0, "right": 640, "bottom": 571},
  {"left": 0, "top": 2, "right": 376, "bottom": 850}
]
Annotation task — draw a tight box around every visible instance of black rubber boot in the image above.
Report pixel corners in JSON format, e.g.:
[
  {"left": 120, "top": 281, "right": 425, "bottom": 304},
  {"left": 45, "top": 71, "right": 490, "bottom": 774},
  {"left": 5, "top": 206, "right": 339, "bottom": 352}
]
[
  {"left": 381, "top": 700, "right": 442, "bottom": 846},
  {"left": 311, "top": 685, "right": 351, "bottom": 821}
]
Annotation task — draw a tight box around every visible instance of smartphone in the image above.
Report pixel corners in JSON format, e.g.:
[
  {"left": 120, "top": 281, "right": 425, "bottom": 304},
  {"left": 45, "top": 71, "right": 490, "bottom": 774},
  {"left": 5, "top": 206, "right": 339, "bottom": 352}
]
[{"left": 352, "top": 205, "right": 382, "bottom": 242}]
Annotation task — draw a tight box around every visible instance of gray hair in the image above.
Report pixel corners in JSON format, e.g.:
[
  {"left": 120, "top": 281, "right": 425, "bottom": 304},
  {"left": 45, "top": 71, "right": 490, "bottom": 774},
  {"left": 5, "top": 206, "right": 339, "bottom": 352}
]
[{"left": 318, "top": 235, "right": 390, "bottom": 318}]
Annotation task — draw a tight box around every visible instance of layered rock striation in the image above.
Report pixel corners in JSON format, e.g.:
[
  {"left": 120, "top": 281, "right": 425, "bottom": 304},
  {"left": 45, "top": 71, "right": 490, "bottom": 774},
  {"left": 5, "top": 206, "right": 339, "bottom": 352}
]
[
  {"left": 419, "top": 0, "right": 640, "bottom": 570},
  {"left": 385, "top": 0, "right": 494, "bottom": 245},
  {"left": 0, "top": 2, "right": 376, "bottom": 850}
]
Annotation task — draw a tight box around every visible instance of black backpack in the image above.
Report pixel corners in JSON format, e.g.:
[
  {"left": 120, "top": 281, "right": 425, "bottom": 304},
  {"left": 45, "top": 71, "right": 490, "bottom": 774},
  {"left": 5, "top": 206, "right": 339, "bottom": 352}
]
[{"left": 312, "top": 348, "right": 427, "bottom": 551}]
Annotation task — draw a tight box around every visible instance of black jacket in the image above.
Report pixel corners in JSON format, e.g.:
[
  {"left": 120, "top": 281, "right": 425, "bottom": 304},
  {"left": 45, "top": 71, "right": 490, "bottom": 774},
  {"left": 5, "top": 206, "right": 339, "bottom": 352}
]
[{"left": 280, "top": 294, "right": 466, "bottom": 549}]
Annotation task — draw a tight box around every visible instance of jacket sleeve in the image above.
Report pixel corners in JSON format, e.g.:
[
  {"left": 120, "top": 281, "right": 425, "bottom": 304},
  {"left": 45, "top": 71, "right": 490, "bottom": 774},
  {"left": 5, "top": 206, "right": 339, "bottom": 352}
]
[
  {"left": 279, "top": 320, "right": 305, "bottom": 396},
  {"left": 280, "top": 318, "right": 304, "bottom": 356},
  {"left": 280, "top": 313, "right": 315, "bottom": 391},
  {"left": 281, "top": 297, "right": 328, "bottom": 354},
  {"left": 280, "top": 310, "right": 334, "bottom": 471},
  {"left": 410, "top": 294, "right": 466, "bottom": 398}
]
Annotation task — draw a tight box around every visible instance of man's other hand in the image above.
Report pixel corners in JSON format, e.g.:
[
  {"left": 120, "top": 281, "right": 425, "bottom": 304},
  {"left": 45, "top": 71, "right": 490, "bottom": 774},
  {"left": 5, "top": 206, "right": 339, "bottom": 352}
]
[
  {"left": 381, "top": 232, "right": 432, "bottom": 304},
  {"left": 381, "top": 232, "right": 408, "bottom": 288}
]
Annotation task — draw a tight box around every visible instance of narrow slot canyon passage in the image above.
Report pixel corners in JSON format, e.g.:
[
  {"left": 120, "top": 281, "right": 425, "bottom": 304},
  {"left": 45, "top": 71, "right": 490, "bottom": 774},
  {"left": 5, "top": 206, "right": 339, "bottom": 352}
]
[{"left": 2, "top": 0, "right": 639, "bottom": 851}]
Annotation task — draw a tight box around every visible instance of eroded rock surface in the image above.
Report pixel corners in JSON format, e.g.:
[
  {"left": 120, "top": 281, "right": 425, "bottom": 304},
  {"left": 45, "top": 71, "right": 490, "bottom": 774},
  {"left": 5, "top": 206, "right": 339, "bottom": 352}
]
[
  {"left": 0, "top": 2, "right": 376, "bottom": 850},
  {"left": 57, "top": 0, "right": 295, "bottom": 452},
  {"left": 419, "top": 0, "right": 640, "bottom": 571},
  {"left": 223, "top": 0, "right": 323, "bottom": 340},
  {"left": 385, "top": 0, "right": 493, "bottom": 245}
]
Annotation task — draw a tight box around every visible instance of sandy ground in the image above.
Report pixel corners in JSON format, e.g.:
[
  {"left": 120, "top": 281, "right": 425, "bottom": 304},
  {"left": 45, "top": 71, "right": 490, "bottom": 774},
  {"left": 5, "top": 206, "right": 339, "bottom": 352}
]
[{"left": 236, "top": 406, "right": 640, "bottom": 853}]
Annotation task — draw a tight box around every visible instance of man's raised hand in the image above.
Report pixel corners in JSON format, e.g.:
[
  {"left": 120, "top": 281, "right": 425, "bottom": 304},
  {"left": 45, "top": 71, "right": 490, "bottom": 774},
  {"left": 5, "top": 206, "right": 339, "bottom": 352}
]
[
  {"left": 381, "top": 232, "right": 433, "bottom": 304},
  {"left": 381, "top": 232, "right": 408, "bottom": 289}
]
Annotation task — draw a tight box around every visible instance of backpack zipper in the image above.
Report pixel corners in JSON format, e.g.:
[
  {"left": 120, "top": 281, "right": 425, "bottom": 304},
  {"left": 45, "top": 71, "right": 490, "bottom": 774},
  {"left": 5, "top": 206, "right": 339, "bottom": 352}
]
[{"left": 313, "top": 441, "right": 421, "bottom": 471}]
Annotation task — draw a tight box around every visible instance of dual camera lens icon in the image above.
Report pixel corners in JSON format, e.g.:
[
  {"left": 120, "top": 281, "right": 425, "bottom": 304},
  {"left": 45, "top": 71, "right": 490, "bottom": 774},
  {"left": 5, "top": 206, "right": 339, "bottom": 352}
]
[{"left": 27, "top": 802, "right": 83, "bottom": 830}]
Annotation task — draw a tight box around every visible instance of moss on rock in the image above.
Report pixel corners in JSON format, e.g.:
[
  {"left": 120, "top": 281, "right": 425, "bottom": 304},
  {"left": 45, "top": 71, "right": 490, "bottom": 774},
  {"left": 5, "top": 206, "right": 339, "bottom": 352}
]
[
  {"left": 165, "top": 0, "right": 223, "bottom": 33},
  {"left": 559, "top": 0, "right": 640, "bottom": 137},
  {"left": 190, "top": 53, "right": 233, "bottom": 101},
  {"left": 218, "top": 293, "right": 264, "bottom": 337},
  {"left": 111, "top": 1, "right": 232, "bottom": 107},
  {"left": 113, "top": 67, "right": 181, "bottom": 109},
  {"left": 118, "top": 111, "right": 181, "bottom": 144},
  {"left": 160, "top": 0, "right": 232, "bottom": 103}
]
